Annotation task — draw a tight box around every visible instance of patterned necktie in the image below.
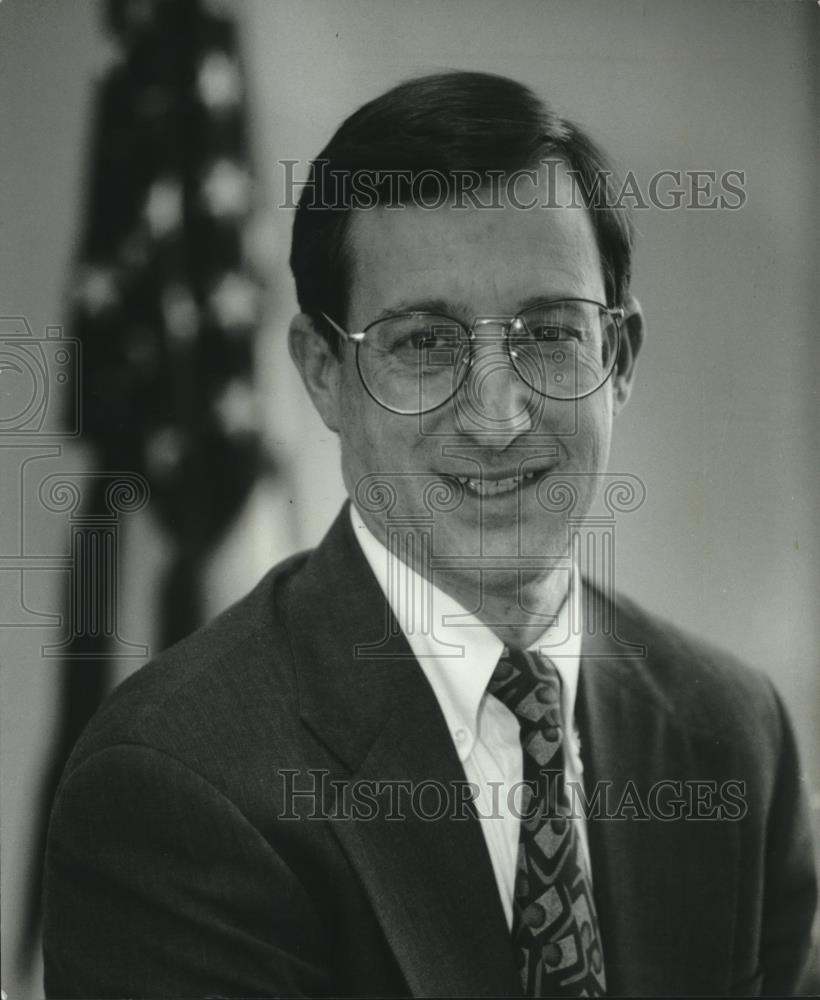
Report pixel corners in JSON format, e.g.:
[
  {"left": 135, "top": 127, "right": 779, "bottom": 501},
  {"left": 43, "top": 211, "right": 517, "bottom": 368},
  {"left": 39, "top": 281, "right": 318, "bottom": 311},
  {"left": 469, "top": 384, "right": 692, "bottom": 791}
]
[{"left": 488, "top": 647, "right": 606, "bottom": 996}]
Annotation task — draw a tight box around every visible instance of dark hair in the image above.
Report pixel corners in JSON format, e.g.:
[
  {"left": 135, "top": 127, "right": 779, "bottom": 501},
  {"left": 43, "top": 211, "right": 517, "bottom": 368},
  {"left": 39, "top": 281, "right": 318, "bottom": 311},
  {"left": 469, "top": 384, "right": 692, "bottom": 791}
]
[{"left": 290, "top": 71, "right": 634, "bottom": 351}]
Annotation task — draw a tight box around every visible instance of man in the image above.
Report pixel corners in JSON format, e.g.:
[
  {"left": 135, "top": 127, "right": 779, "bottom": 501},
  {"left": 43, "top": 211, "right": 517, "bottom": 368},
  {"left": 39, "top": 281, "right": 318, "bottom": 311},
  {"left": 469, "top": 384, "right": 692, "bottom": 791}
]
[{"left": 43, "top": 71, "right": 816, "bottom": 997}]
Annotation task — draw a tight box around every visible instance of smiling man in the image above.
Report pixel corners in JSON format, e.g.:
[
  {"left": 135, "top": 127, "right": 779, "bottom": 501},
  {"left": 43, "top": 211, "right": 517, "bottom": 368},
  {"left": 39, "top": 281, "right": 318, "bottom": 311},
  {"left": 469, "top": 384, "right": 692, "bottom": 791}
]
[
  {"left": 292, "top": 154, "right": 634, "bottom": 651},
  {"left": 44, "top": 72, "right": 816, "bottom": 998}
]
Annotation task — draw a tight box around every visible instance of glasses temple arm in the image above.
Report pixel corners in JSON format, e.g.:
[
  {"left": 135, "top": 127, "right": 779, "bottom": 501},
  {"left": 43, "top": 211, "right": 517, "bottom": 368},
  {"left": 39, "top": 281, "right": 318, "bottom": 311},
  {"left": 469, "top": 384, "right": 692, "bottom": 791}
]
[{"left": 320, "top": 312, "right": 365, "bottom": 343}]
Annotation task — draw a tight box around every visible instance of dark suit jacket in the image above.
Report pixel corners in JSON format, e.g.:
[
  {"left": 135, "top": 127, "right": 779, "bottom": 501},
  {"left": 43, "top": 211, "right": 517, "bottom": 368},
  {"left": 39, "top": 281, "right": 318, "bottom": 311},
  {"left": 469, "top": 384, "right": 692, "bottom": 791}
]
[{"left": 43, "top": 504, "right": 817, "bottom": 998}]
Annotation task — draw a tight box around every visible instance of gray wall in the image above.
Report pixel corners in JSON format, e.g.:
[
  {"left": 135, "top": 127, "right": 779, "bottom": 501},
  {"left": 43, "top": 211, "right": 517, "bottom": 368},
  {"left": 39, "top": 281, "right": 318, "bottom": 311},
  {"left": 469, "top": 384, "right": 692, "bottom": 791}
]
[{"left": 2, "top": 2, "right": 817, "bottom": 997}]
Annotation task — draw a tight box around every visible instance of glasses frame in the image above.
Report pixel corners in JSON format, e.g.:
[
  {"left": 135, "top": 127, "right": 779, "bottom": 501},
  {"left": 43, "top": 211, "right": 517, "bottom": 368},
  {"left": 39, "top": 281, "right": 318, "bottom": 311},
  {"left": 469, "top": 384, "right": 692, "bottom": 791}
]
[{"left": 321, "top": 298, "right": 624, "bottom": 415}]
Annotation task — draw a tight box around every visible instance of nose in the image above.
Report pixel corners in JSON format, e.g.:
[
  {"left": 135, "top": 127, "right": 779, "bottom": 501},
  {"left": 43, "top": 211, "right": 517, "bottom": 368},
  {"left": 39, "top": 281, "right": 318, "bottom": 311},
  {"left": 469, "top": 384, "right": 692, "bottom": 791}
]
[{"left": 455, "top": 323, "right": 536, "bottom": 444}]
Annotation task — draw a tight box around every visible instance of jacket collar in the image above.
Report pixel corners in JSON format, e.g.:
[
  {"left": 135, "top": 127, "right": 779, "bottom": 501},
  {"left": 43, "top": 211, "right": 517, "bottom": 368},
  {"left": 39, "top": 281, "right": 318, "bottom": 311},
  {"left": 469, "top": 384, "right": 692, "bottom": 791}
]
[
  {"left": 284, "top": 504, "right": 522, "bottom": 996},
  {"left": 577, "top": 585, "right": 739, "bottom": 995},
  {"left": 284, "top": 508, "right": 737, "bottom": 995}
]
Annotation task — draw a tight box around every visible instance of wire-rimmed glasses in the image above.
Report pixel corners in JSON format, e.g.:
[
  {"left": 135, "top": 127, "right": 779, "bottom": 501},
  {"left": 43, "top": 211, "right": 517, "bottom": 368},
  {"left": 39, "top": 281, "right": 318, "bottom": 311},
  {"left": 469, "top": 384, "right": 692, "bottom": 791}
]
[{"left": 322, "top": 298, "right": 623, "bottom": 416}]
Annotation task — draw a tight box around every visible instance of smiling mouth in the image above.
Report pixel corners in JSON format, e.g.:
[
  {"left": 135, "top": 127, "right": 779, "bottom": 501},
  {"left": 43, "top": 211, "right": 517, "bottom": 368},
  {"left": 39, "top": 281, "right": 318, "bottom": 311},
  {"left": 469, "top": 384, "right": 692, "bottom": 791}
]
[{"left": 450, "top": 469, "right": 549, "bottom": 497}]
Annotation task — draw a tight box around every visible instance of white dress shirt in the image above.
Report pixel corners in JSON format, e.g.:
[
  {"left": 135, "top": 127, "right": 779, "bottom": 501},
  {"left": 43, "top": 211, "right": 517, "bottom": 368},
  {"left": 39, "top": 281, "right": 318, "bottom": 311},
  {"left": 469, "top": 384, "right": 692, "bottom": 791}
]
[{"left": 349, "top": 504, "right": 590, "bottom": 929}]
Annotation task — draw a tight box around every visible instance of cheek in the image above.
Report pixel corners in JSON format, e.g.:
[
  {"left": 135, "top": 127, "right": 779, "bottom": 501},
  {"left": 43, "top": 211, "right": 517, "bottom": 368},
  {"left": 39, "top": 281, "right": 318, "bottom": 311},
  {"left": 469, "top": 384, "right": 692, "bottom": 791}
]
[
  {"left": 567, "top": 393, "right": 613, "bottom": 472},
  {"left": 336, "top": 367, "right": 374, "bottom": 489},
  {"left": 337, "top": 359, "right": 381, "bottom": 445},
  {"left": 337, "top": 378, "right": 420, "bottom": 479},
  {"left": 591, "top": 397, "right": 614, "bottom": 471}
]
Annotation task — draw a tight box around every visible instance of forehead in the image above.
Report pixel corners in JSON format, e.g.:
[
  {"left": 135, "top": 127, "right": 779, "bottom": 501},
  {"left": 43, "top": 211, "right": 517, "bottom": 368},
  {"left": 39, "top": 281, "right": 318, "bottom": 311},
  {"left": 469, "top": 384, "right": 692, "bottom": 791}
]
[{"left": 345, "top": 162, "right": 604, "bottom": 323}]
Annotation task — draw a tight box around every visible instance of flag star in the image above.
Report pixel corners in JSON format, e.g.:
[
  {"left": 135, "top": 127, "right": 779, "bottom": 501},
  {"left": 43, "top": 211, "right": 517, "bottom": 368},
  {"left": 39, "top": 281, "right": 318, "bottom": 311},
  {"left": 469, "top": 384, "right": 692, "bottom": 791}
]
[
  {"left": 201, "top": 159, "right": 251, "bottom": 219},
  {"left": 145, "top": 177, "right": 183, "bottom": 236},
  {"left": 214, "top": 378, "right": 258, "bottom": 434},
  {"left": 93, "top": 35, "right": 125, "bottom": 78},
  {"left": 162, "top": 284, "right": 199, "bottom": 343},
  {"left": 145, "top": 425, "right": 185, "bottom": 477},
  {"left": 76, "top": 267, "right": 119, "bottom": 315},
  {"left": 197, "top": 51, "right": 242, "bottom": 111},
  {"left": 209, "top": 273, "right": 258, "bottom": 330}
]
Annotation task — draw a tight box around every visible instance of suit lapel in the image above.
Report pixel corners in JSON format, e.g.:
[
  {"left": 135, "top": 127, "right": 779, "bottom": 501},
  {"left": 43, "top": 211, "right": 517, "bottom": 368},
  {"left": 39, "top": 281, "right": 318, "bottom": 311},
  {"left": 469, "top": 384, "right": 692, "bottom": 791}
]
[
  {"left": 285, "top": 506, "right": 521, "bottom": 997},
  {"left": 285, "top": 515, "right": 741, "bottom": 995},
  {"left": 578, "top": 587, "right": 739, "bottom": 995}
]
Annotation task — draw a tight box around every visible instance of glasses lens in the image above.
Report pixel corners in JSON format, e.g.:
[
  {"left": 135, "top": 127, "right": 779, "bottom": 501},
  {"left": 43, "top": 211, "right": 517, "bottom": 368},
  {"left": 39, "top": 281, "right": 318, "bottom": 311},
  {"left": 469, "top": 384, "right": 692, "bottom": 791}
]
[
  {"left": 509, "top": 301, "right": 619, "bottom": 399},
  {"left": 356, "top": 314, "right": 470, "bottom": 414}
]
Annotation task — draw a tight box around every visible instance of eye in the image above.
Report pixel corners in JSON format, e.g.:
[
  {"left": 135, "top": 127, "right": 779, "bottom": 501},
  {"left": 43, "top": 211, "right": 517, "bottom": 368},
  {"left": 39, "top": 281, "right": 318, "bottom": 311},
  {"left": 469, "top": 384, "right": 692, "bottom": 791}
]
[
  {"left": 378, "top": 315, "right": 462, "bottom": 357},
  {"left": 528, "top": 323, "right": 560, "bottom": 341},
  {"left": 519, "top": 322, "right": 586, "bottom": 343},
  {"left": 405, "top": 327, "right": 440, "bottom": 351},
  {"left": 516, "top": 303, "right": 597, "bottom": 344}
]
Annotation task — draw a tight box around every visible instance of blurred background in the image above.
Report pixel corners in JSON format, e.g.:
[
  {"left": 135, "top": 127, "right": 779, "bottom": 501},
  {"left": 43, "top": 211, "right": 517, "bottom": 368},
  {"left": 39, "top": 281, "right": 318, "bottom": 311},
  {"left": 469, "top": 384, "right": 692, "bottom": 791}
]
[{"left": 1, "top": 1, "right": 818, "bottom": 996}]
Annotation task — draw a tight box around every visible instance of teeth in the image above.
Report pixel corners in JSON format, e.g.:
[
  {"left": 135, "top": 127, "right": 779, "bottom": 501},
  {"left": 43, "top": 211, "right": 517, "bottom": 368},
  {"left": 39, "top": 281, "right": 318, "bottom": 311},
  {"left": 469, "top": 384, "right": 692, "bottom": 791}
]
[{"left": 454, "top": 470, "right": 539, "bottom": 497}]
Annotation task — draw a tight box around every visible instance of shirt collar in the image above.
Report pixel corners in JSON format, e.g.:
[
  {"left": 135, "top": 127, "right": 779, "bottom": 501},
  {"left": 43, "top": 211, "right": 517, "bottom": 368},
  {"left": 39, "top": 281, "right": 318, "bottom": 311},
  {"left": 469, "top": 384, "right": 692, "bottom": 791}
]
[{"left": 349, "top": 503, "right": 582, "bottom": 761}]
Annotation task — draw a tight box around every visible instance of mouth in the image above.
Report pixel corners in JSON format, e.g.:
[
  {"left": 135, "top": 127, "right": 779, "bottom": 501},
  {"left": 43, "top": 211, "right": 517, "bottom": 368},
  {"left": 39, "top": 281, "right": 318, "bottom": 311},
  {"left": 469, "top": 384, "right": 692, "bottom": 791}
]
[{"left": 448, "top": 467, "right": 553, "bottom": 498}]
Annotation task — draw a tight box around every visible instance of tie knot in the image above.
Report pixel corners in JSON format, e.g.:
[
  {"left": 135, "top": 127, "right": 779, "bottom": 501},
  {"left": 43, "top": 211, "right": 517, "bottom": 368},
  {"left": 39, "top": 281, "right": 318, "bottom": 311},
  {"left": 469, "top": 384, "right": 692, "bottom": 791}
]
[{"left": 488, "top": 648, "right": 564, "bottom": 763}]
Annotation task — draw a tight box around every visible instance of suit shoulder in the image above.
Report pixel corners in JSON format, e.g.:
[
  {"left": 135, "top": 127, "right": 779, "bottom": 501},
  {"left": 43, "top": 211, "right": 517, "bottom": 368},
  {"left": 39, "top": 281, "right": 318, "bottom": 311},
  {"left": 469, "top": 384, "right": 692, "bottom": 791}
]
[
  {"left": 64, "top": 547, "right": 314, "bottom": 775},
  {"left": 609, "top": 589, "right": 785, "bottom": 747}
]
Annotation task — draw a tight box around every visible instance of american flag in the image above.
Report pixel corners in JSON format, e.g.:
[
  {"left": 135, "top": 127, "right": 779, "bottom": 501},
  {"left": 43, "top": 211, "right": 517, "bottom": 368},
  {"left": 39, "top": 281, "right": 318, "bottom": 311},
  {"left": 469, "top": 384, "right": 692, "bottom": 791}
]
[
  {"left": 72, "top": 0, "right": 265, "bottom": 645},
  {"left": 21, "top": 0, "right": 267, "bottom": 964}
]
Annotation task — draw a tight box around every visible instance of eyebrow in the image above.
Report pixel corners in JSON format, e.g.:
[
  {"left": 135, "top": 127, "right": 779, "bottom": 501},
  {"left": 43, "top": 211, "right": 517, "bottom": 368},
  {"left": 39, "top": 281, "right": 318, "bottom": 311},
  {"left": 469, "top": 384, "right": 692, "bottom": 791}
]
[
  {"left": 368, "top": 293, "right": 583, "bottom": 324},
  {"left": 514, "top": 293, "right": 584, "bottom": 312},
  {"left": 368, "top": 299, "right": 473, "bottom": 323}
]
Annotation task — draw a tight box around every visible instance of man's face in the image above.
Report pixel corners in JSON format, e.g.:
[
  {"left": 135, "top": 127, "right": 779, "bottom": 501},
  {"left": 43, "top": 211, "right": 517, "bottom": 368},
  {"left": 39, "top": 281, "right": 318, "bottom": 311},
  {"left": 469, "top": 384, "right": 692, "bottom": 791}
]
[{"left": 295, "top": 163, "right": 640, "bottom": 609}]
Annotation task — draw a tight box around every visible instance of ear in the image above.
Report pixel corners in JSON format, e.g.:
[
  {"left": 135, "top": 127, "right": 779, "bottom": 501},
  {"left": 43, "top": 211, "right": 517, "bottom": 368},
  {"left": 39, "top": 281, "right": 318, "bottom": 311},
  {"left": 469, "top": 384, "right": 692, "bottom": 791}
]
[
  {"left": 611, "top": 294, "right": 645, "bottom": 414},
  {"left": 288, "top": 313, "right": 342, "bottom": 433}
]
